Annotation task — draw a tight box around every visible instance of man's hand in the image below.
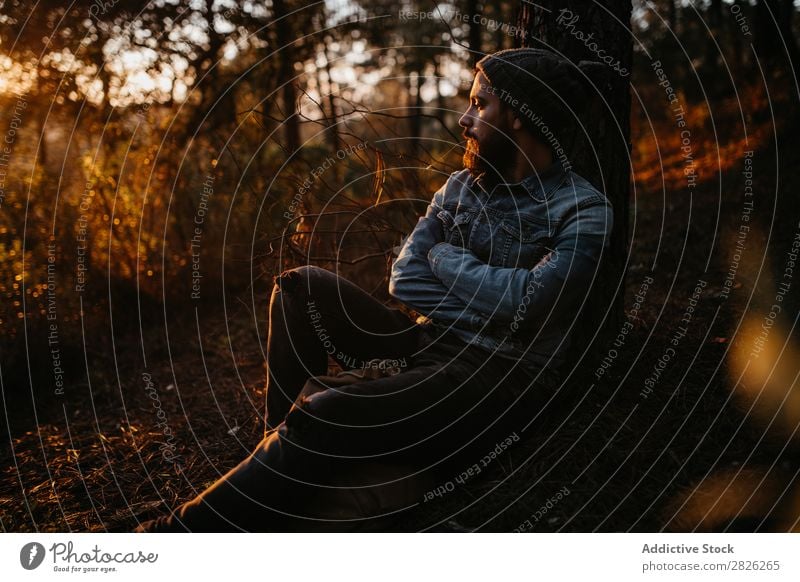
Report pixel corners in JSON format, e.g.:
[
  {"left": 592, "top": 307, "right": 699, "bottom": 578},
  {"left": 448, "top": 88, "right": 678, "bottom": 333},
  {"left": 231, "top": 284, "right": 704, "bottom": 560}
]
[
  {"left": 426, "top": 203, "right": 612, "bottom": 332},
  {"left": 426, "top": 241, "right": 469, "bottom": 288},
  {"left": 389, "top": 182, "right": 490, "bottom": 331}
]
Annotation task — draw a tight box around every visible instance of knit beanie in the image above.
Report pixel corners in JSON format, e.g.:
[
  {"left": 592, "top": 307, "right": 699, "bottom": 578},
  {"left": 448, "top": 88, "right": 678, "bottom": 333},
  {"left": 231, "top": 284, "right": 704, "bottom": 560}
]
[{"left": 476, "top": 48, "right": 603, "bottom": 153}]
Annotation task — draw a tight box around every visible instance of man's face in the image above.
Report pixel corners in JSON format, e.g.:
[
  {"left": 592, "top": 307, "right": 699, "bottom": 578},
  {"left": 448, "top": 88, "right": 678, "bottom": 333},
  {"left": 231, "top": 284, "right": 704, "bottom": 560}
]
[{"left": 458, "top": 71, "right": 517, "bottom": 181}]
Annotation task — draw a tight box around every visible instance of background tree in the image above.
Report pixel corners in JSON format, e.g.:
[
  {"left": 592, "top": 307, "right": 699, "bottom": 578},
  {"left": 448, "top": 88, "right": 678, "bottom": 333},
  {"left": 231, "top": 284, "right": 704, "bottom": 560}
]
[{"left": 516, "top": 0, "right": 633, "bottom": 380}]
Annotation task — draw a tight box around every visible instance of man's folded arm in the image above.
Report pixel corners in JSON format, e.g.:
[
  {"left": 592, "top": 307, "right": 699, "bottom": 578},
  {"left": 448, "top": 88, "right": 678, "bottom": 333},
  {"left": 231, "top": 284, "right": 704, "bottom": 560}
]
[
  {"left": 427, "top": 198, "right": 613, "bottom": 331},
  {"left": 389, "top": 184, "right": 489, "bottom": 330}
]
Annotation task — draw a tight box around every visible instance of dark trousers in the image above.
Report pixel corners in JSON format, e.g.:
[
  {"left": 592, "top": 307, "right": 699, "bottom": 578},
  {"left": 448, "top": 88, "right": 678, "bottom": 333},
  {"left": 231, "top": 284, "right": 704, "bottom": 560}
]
[{"left": 145, "top": 266, "right": 554, "bottom": 532}]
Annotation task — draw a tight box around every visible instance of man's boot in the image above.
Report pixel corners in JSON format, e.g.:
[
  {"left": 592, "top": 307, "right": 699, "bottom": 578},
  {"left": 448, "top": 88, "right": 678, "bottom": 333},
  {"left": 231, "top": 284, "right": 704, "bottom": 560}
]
[{"left": 135, "top": 426, "right": 296, "bottom": 532}]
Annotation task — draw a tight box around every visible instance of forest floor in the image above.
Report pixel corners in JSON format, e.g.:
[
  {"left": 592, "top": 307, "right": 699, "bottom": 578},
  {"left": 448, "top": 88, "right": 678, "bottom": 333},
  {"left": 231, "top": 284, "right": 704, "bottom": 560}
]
[{"left": 2, "top": 94, "right": 800, "bottom": 533}]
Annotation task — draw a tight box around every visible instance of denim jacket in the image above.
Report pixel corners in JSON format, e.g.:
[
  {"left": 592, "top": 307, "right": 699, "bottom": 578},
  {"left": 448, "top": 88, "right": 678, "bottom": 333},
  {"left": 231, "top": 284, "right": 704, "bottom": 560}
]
[{"left": 389, "top": 161, "right": 613, "bottom": 374}]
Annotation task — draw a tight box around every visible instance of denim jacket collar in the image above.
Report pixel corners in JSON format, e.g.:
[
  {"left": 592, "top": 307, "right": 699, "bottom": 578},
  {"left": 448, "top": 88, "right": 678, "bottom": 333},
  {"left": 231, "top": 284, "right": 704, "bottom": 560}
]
[{"left": 475, "top": 158, "right": 568, "bottom": 203}]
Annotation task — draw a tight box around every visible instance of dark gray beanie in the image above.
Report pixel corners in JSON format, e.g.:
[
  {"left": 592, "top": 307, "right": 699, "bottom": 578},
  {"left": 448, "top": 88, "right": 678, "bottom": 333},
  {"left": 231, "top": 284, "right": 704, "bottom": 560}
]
[{"left": 476, "top": 48, "right": 602, "bottom": 147}]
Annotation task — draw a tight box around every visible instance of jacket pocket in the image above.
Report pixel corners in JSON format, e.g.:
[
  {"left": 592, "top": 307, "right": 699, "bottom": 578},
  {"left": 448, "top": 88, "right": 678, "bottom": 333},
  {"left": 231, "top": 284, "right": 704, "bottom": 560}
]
[
  {"left": 498, "top": 220, "right": 553, "bottom": 268},
  {"left": 437, "top": 209, "right": 474, "bottom": 248}
]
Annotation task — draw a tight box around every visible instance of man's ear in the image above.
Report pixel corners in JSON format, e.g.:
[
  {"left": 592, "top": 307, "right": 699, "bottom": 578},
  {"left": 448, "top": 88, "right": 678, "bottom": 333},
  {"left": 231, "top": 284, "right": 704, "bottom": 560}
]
[{"left": 512, "top": 117, "right": 523, "bottom": 131}]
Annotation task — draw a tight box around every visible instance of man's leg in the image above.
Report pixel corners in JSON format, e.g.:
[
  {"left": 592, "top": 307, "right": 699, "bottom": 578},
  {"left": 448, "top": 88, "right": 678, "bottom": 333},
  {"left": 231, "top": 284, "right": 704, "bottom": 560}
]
[
  {"left": 135, "top": 265, "right": 425, "bottom": 532},
  {"left": 285, "top": 338, "right": 541, "bottom": 470},
  {"left": 135, "top": 339, "right": 552, "bottom": 532},
  {"left": 265, "top": 265, "right": 421, "bottom": 429},
  {"left": 262, "top": 338, "right": 553, "bottom": 528},
  {"left": 134, "top": 358, "right": 451, "bottom": 532}
]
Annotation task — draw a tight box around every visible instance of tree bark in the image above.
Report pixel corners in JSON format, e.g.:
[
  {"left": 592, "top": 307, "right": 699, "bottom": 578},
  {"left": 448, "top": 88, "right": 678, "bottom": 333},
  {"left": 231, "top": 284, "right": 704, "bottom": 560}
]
[
  {"left": 435, "top": 55, "right": 448, "bottom": 114},
  {"left": 516, "top": 0, "right": 633, "bottom": 373},
  {"left": 467, "top": 0, "right": 483, "bottom": 64},
  {"left": 730, "top": 0, "right": 747, "bottom": 71},
  {"left": 777, "top": 0, "right": 800, "bottom": 79},
  {"left": 756, "top": 0, "right": 781, "bottom": 60},
  {"left": 322, "top": 39, "right": 341, "bottom": 156},
  {"left": 273, "top": 0, "right": 301, "bottom": 154},
  {"left": 705, "top": 0, "right": 724, "bottom": 86},
  {"left": 755, "top": 0, "right": 800, "bottom": 80},
  {"left": 409, "top": 63, "right": 425, "bottom": 152},
  {"left": 667, "top": 0, "right": 678, "bottom": 33},
  {"left": 183, "top": 0, "right": 237, "bottom": 134}
]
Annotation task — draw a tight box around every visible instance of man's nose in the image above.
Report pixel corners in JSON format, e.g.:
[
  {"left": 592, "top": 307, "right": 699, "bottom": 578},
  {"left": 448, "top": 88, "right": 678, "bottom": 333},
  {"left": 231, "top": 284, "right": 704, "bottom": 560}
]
[{"left": 458, "top": 109, "right": 472, "bottom": 130}]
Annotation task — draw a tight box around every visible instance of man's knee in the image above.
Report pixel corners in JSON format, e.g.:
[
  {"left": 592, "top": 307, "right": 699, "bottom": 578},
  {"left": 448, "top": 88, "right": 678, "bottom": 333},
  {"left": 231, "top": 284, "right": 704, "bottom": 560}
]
[
  {"left": 269, "top": 266, "right": 335, "bottom": 321},
  {"left": 282, "top": 383, "right": 362, "bottom": 458},
  {"left": 274, "top": 265, "right": 332, "bottom": 295},
  {"left": 283, "top": 387, "right": 328, "bottom": 440}
]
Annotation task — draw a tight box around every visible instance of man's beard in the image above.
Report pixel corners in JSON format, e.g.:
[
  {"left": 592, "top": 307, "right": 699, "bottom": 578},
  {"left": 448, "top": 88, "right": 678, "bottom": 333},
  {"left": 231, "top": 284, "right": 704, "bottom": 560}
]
[{"left": 462, "top": 127, "right": 517, "bottom": 187}]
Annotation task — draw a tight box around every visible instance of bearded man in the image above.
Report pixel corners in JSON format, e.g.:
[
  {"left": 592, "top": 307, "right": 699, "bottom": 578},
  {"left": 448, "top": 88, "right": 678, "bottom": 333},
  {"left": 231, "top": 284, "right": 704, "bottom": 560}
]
[{"left": 137, "top": 48, "right": 613, "bottom": 532}]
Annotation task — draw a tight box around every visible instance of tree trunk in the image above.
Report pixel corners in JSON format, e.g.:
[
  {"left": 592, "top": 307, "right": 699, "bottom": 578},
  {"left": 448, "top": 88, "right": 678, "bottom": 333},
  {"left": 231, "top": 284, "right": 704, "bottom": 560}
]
[
  {"left": 704, "top": 0, "right": 724, "bottom": 92},
  {"left": 778, "top": 0, "right": 800, "bottom": 79},
  {"left": 755, "top": 0, "right": 782, "bottom": 60},
  {"left": 273, "top": 0, "right": 301, "bottom": 154},
  {"left": 183, "top": 0, "right": 236, "bottom": 134},
  {"left": 730, "top": 0, "right": 744, "bottom": 71},
  {"left": 435, "top": 55, "right": 447, "bottom": 114},
  {"left": 322, "top": 40, "right": 341, "bottom": 156},
  {"left": 516, "top": 0, "right": 632, "bottom": 374},
  {"left": 755, "top": 0, "right": 800, "bottom": 82},
  {"left": 709, "top": 0, "right": 722, "bottom": 26},
  {"left": 409, "top": 63, "right": 425, "bottom": 152},
  {"left": 467, "top": 0, "right": 482, "bottom": 64},
  {"left": 33, "top": 68, "right": 47, "bottom": 170},
  {"left": 667, "top": 0, "right": 677, "bottom": 32}
]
